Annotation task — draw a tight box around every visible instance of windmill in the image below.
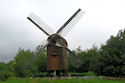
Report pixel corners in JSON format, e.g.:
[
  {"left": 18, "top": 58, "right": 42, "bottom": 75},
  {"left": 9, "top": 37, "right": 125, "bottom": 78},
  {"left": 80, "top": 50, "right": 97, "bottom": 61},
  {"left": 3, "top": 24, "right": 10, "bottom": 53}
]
[{"left": 26, "top": 9, "right": 84, "bottom": 77}]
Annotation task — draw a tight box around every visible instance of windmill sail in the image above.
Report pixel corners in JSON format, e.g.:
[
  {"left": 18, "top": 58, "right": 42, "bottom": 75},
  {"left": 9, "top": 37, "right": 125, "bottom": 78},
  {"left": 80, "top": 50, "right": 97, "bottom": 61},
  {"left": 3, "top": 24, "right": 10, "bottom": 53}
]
[
  {"left": 25, "top": 40, "right": 48, "bottom": 68},
  {"left": 57, "top": 9, "right": 84, "bottom": 36},
  {"left": 26, "top": 9, "right": 84, "bottom": 69},
  {"left": 54, "top": 37, "right": 83, "bottom": 68},
  {"left": 27, "top": 12, "right": 54, "bottom": 36}
]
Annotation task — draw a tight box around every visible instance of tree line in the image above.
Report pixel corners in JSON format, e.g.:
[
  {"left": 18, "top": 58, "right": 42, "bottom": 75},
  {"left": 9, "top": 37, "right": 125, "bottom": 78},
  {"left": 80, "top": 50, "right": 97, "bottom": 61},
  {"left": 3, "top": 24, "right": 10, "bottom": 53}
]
[{"left": 0, "top": 29, "right": 125, "bottom": 80}]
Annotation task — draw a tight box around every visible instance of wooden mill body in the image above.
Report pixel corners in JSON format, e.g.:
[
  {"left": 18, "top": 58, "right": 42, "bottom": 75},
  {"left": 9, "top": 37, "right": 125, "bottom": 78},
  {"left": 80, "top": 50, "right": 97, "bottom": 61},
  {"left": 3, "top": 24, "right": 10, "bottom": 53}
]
[{"left": 47, "top": 34, "right": 68, "bottom": 71}]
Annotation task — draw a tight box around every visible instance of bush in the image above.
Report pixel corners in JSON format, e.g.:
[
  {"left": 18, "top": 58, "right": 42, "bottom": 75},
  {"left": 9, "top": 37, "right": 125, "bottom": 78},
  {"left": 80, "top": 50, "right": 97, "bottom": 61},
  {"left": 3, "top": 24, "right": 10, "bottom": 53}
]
[
  {"left": 32, "top": 72, "right": 48, "bottom": 77},
  {"left": 84, "top": 71, "right": 97, "bottom": 76},
  {"left": 0, "top": 71, "right": 10, "bottom": 81},
  {"left": 71, "top": 73, "right": 85, "bottom": 76},
  {"left": 70, "top": 71, "right": 96, "bottom": 76}
]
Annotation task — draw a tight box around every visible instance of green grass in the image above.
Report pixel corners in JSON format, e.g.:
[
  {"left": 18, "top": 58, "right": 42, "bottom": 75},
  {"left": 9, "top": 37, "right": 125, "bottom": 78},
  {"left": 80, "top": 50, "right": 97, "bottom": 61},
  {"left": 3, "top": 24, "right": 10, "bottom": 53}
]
[{"left": 0, "top": 78, "right": 125, "bottom": 83}]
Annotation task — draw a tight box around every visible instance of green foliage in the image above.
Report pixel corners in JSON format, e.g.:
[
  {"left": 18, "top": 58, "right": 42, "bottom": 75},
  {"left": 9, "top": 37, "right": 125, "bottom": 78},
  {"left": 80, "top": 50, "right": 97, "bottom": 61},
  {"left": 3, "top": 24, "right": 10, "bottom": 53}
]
[
  {"left": 1, "top": 29, "right": 125, "bottom": 80},
  {"left": 84, "top": 71, "right": 97, "bottom": 76},
  {"left": 14, "top": 48, "right": 35, "bottom": 77},
  {"left": 0, "top": 62, "right": 8, "bottom": 71},
  {"left": 70, "top": 72, "right": 84, "bottom": 76},
  {"left": 14, "top": 46, "right": 47, "bottom": 78},
  {"left": 8, "top": 61, "right": 15, "bottom": 72},
  {"left": 100, "top": 29, "right": 125, "bottom": 77},
  {"left": 33, "top": 46, "right": 47, "bottom": 72},
  {"left": 70, "top": 71, "right": 96, "bottom": 76},
  {"left": 32, "top": 72, "right": 48, "bottom": 77},
  {"left": 68, "top": 29, "right": 125, "bottom": 77},
  {"left": 0, "top": 62, "right": 13, "bottom": 81},
  {"left": 0, "top": 71, "right": 9, "bottom": 81}
]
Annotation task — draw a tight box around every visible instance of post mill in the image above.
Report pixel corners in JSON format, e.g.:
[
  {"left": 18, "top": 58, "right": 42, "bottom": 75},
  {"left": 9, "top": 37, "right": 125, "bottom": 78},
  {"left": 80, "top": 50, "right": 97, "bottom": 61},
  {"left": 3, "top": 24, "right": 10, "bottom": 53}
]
[{"left": 26, "top": 9, "right": 84, "bottom": 76}]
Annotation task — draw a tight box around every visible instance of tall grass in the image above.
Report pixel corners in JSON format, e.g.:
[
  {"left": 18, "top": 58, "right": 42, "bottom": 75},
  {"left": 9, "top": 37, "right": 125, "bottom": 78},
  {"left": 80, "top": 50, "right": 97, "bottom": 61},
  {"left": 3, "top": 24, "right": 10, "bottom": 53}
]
[{"left": 0, "top": 78, "right": 125, "bottom": 83}]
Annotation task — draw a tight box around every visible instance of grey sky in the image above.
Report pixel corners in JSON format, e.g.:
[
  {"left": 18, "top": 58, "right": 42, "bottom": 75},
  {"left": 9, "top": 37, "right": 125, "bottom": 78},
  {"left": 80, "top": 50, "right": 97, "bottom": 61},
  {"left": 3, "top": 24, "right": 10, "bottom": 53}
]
[{"left": 0, "top": 0, "right": 125, "bottom": 62}]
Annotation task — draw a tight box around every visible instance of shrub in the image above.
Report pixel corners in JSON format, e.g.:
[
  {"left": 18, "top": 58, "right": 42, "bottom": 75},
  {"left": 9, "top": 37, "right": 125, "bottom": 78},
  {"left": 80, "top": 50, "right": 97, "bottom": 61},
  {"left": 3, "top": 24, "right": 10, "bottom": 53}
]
[
  {"left": 71, "top": 73, "right": 85, "bottom": 76},
  {"left": 0, "top": 71, "right": 10, "bottom": 81},
  {"left": 84, "top": 71, "right": 97, "bottom": 76},
  {"left": 70, "top": 71, "right": 96, "bottom": 76},
  {"left": 32, "top": 72, "right": 48, "bottom": 77}
]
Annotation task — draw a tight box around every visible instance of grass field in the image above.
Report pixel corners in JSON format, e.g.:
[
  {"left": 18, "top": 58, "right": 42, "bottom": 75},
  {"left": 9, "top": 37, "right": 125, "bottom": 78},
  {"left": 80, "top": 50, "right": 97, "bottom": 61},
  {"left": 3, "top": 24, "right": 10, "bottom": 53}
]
[{"left": 0, "top": 78, "right": 125, "bottom": 83}]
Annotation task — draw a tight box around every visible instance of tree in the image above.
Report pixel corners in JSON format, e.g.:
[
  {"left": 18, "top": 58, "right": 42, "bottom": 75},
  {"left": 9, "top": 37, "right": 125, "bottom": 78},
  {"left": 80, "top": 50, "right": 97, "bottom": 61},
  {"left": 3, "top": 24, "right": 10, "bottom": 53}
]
[
  {"left": 100, "top": 29, "right": 125, "bottom": 77},
  {"left": 33, "top": 45, "right": 47, "bottom": 72},
  {"left": 14, "top": 48, "right": 35, "bottom": 77},
  {"left": 0, "top": 62, "right": 10, "bottom": 81},
  {"left": 14, "top": 46, "right": 47, "bottom": 77}
]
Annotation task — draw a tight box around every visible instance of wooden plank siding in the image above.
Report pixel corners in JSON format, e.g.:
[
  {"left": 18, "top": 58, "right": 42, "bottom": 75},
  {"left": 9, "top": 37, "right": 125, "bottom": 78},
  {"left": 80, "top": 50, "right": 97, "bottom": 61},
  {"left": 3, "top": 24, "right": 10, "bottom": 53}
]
[{"left": 47, "top": 34, "right": 68, "bottom": 70}]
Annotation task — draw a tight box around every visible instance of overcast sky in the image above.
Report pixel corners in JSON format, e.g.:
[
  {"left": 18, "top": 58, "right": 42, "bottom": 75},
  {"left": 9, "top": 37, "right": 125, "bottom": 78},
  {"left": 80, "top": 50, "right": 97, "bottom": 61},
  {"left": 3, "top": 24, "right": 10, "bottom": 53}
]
[{"left": 0, "top": 0, "right": 125, "bottom": 62}]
